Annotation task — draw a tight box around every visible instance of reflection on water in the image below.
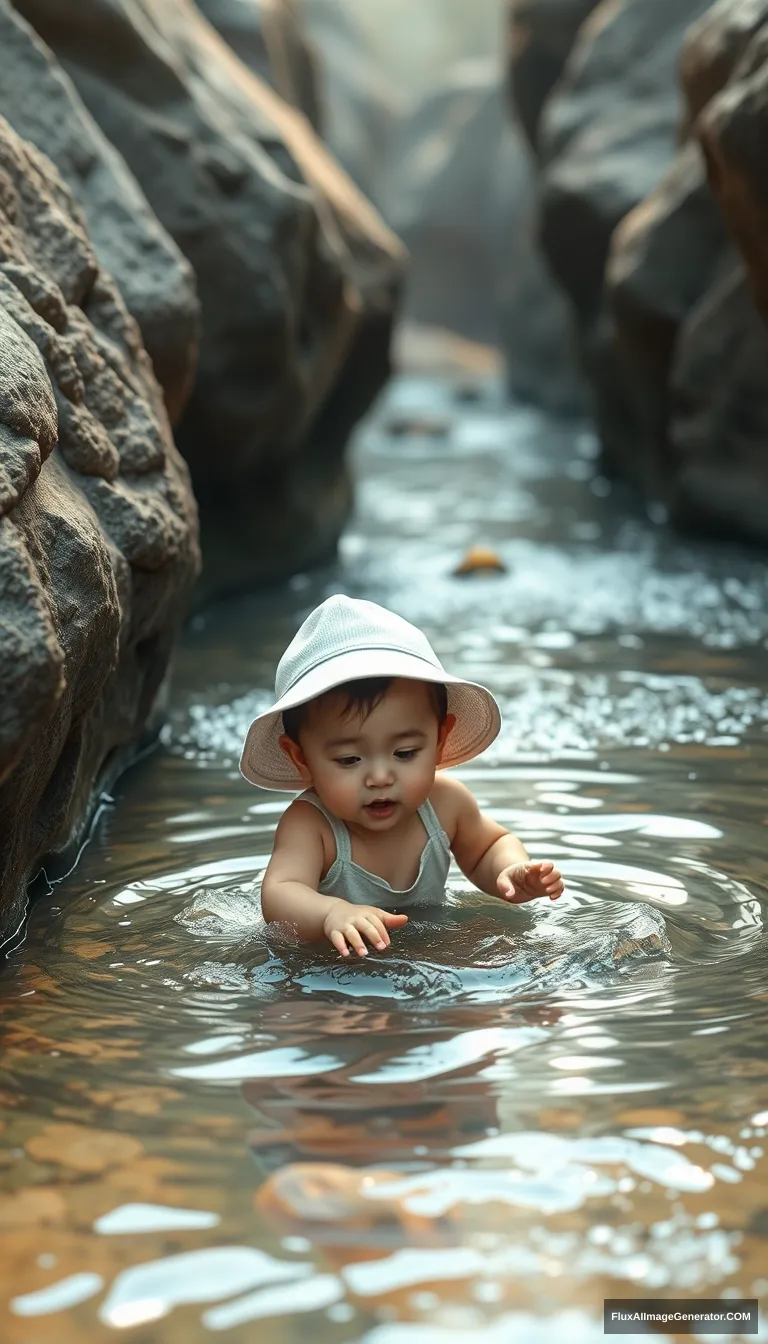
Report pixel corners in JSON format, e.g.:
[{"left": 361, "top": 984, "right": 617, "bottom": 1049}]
[{"left": 1, "top": 373, "right": 768, "bottom": 1342}]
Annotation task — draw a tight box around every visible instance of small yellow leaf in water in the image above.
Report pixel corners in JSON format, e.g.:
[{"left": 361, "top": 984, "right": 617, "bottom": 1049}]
[{"left": 453, "top": 545, "right": 507, "bottom": 576}]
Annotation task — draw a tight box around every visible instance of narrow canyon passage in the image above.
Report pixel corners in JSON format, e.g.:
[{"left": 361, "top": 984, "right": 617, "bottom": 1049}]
[{"left": 1, "top": 363, "right": 767, "bottom": 1341}]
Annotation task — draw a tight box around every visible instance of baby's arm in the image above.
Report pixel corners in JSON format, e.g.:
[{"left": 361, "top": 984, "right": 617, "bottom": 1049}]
[
  {"left": 442, "top": 778, "right": 564, "bottom": 903},
  {"left": 261, "top": 802, "right": 407, "bottom": 955}
]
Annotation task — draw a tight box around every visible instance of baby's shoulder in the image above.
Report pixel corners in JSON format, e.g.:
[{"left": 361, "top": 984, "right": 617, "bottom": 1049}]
[
  {"left": 277, "top": 795, "right": 336, "bottom": 868},
  {"left": 429, "top": 773, "right": 477, "bottom": 840}
]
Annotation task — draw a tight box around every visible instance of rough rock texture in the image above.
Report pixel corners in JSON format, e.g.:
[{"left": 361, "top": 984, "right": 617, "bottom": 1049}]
[
  {"left": 669, "top": 259, "right": 768, "bottom": 537},
  {"left": 608, "top": 155, "right": 768, "bottom": 539},
  {"left": 0, "top": 113, "right": 199, "bottom": 944},
  {"left": 513, "top": 0, "right": 768, "bottom": 541},
  {"left": 604, "top": 141, "right": 729, "bottom": 493},
  {"left": 680, "top": 0, "right": 768, "bottom": 125},
  {"left": 536, "top": 0, "right": 713, "bottom": 323},
  {"left": 197, "top": 0, "right": 322, "bottom": 128},
  {"left": 508, "top": 0, "right": 717, "bottom": 432},
  {"left": 609, "top": 0, "right": 768, "bottom": 539},
  {"left": 0, "top": 0, "right": 199, "bottom": 424},
  {"left": 16, "top": 0, "right": 404, "bottom": 598},
  {"left": 508, "top": 0, "right": 601, "bottom": 150},
  {"left": 690, "top": 2, "right": 768, "bottom": 315}
]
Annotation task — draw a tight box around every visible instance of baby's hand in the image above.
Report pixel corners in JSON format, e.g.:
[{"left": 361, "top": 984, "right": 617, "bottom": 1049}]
[
  {"left": 497, "top": 860, "right": 564, "bottom": 904},
  {"left": 322, "top": 900, "right": 408, "bottom": 958}
]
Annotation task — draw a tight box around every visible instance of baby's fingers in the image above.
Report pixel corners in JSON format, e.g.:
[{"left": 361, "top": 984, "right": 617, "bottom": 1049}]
[
  {"left": 539, "top": 864, "right": 564, "bottom": 899},
  {"left": 381, "top": 912, "right": 409, "bottom": 928},
  {"left": 531, "top": 860, "right": 553, "bottom": 879},
  {"left": 329, "top": 930, "right": 350, "bottom": 958},
  {"left": 361, "top": 916, "right": 388, "bottom": 950},
  {"left": 345, "top": 924, "right": 369, "bottom": 957}
]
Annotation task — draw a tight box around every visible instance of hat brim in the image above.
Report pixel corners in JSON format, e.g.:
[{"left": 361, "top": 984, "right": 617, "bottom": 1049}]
[{"left": 239, "top": 647, "right": 501, "bottom": 790}]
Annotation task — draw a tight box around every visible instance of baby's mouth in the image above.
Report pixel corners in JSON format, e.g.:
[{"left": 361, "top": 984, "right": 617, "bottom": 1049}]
[{"left": 365, "top": 798, "right": 397, "bottom": 815}]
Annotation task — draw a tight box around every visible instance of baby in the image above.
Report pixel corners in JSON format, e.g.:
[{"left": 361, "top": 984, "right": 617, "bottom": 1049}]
[{"left": 241, "top": 595, "right": 564, "bottom": 957}]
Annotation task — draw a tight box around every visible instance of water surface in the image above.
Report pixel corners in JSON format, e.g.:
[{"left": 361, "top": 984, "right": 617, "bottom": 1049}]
[{"left": 2, "top": 371, "right": 768, "bottom": 1342}]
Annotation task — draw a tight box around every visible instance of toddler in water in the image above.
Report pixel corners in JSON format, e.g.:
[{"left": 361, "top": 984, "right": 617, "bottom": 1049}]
[{"left": 241, "top": 596, "right": 564, "bottom": 957}]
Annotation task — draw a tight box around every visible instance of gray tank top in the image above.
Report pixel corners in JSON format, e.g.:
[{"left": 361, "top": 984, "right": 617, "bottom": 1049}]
[{"left": 297, "top": 789, "right": 451, "bottom": 908}]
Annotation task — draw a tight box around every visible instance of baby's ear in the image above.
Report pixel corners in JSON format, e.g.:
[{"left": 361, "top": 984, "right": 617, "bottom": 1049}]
[
  {"left": 436, "top": 712, "right": 456, "bottom": 762},
  {"left": 278, "top": 733, "right": 312, "bottom": 780}
]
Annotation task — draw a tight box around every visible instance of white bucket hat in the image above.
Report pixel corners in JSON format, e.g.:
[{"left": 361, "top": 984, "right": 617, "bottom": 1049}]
[{"left": 240, "top": 594, "right": 501, "bottom": 790}]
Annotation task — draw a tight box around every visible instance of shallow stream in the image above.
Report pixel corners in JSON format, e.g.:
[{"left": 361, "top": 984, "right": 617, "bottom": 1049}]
[{"left": 2, "top": 370, "right": 768, "bottom": 1342}]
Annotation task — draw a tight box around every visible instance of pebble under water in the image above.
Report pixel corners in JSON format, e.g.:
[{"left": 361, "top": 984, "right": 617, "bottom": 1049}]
[{"left": 2, "top": 370, "right": 768, "bottom": 1343}]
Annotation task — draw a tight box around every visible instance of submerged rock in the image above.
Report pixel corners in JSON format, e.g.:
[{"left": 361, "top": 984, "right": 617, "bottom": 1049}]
[
  {"left": 16, "top": 0, "right": 404, "bottom": 597},
  {"left": 255, "top": 1163, "right": 438, "bottom": 1245},
  {"left": 0, "top": 113, "right": 199, "bottom": 944}
]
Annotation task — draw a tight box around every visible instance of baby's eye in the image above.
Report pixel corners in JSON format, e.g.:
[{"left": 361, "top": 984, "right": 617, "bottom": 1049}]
[
  {"left": 335, "top": 756, "right": 360, "bottom": 768},
  {"left": 394, "top": 748, "right": 419, "bottom": 761}
]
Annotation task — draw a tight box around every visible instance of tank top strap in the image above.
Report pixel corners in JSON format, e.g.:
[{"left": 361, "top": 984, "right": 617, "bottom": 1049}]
[
  {"left": 296, "top": 789, "right": 351, "bottom": 861},
  {"left": 418, "top": 796, "right": 447, "bottom": 843}
]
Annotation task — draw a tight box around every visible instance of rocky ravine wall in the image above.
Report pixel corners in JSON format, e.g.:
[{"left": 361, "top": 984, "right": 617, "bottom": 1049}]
[
  {"left": 0, "top": 0, "right": 403, "bottom": 941},
  {"left": 15, "top": 0, "right": 405, "bottom": 600},
  {"left": 0, "top": 0, "right": 201, "bottom": 423},
  {"left": 0, "top": 113, "right": 200, "bottom": 945},
  {"left": 511, "top": 0, "right": 768, "bottom": 541}
]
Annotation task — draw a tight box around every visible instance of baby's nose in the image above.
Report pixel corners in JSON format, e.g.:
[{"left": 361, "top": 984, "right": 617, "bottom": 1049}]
[{"left": 365, "top": 758, "right": 394, "bottom": 786}]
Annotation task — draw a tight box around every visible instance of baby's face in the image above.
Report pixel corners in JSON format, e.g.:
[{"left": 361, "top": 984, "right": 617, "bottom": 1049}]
[{"left": 281, "top": 679, "right": 454, "bottom": 831}]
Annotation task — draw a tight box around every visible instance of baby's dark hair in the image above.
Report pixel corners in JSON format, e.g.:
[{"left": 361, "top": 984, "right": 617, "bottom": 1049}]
[{"left": 281, "top": 676, "right": 448, "bottom": 745}]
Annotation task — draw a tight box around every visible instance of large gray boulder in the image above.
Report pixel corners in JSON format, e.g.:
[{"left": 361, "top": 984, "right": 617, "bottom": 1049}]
[
  {"left": 517, "top": 0, "right": 768, "bottom": 543},
  {"left": 602, "top": 0, "right": 768, "bottom": 539},
  {"left": 0, "top": 113, "right": 199, "bottom": 944},
  {"left": 690, "top": 4, "right": 768, "bottom": 316},
  {"left": 537, "top": 0, "right": 713, "bottom": 323},
  {"left": 605, "top": 141, "right": 728, "bottom": 492},
  {"left": 680, "top": 0, "right": 768, "bottom": 124},
  {"left": 508, "top": 0, "right": 601, "bottom": 150},
  {"left": 513, "top": 0, "right": 718, "bottom": 498},
  {"left": 605, "top": 133, "right": 768, "bottom": 546},
  {"left": 669, "top": 259, "right": 768, "bottom": 541},
  {"left": 15, "top": 0, "right": 405, "bottom": 598},
  {"left": 0, "top": 0, "right": 199, "bottom": 424}
]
